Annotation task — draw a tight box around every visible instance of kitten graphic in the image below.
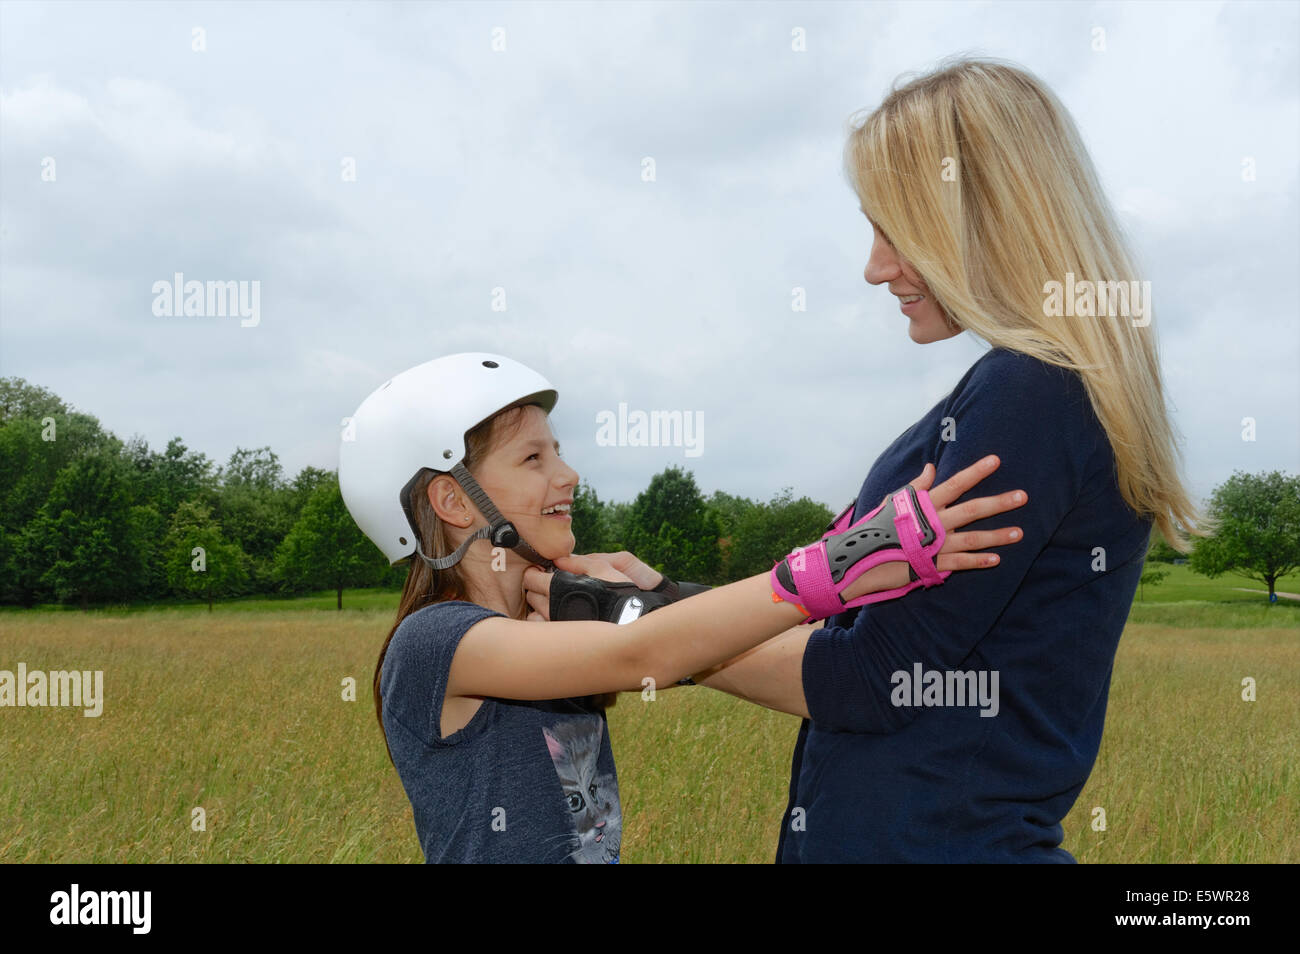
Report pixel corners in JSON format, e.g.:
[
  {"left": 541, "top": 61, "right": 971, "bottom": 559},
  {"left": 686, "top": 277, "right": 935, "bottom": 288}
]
[{"left": 542, "top": 717, "right": 622, "bottom": 863}]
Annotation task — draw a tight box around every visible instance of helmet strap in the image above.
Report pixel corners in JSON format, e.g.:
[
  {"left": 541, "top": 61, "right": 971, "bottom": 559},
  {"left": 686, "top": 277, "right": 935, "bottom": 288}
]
[
  {"left": 415, "top": 525, "right": 492, "bottom": 570},
  {"left": 448, "top": 463, "right": 556, "bottom": 571}
]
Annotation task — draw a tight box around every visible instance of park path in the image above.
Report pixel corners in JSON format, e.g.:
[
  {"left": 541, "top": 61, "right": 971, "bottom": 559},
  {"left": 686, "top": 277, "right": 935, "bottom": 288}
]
[{"left": 1232, "top": 588, "right": 1300, "bottom": 601}]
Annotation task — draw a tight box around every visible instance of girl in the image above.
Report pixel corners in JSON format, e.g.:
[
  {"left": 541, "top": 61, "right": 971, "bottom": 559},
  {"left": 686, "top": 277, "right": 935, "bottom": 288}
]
[
  {"left": 529, "top": 57, "right": 1202, "bottom": 863},
  {"left": 338, "top": 352, "right": 1028, "bottom": 863}
]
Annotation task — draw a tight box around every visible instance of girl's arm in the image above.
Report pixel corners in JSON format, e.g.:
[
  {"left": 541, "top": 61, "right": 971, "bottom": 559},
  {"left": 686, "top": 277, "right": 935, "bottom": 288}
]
[
  {"left": 455, "top": 456, "right": 1024, "bottom": 703},
  {"left": 449, "top": 574, "right": 810, "bottom": 701}
]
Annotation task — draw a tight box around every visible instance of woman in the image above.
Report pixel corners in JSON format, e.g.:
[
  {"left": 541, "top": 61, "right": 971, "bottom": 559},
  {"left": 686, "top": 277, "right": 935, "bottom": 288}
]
[
  {"left": 527, "top": 57, "right": 1201, "bottom": 862},
  {"left": 338, "top": 352, "right": 1028, "bottom": 863}
]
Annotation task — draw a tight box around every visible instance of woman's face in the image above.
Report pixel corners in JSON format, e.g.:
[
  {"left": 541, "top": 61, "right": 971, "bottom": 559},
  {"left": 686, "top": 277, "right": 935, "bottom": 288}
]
[
  {"left": 470, "top": 404, "right": 579, "bottom": 561},
  {"left": 862, "top": 218, "right": 962, "bottom": 344}
]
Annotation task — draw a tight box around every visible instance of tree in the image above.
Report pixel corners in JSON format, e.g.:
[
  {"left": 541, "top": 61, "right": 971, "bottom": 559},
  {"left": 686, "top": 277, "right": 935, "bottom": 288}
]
[
  {"left": 127, "top": 436, "right": 218, "bottom": 521},
  {"left": 221, "top": 446, "right": 285, "bottom": 490},
  {"left": 624, "top": 468, "right": 723, "bottom": 584},
  {"left": 725, "top": 488, "right": 834, "bottom": 581},
  {"left": 286, "top": 466, "right": 334, "bottom": 520},
  {"left": 1145, "top": 527, "right": 1181, "bottom": 563},
  {"left": 0, "top": 379, "right": 117, "bottom": 603},
  {"left": 1189, "top": 470, "right": 1300, "bottom": 601},
  {"left": 127, "top": 504, "right": 168, "bottom": 600},
  {"left": 570, "top": 481, "right": 613, "bottom": 553},
  {"left": 1137, "top": 564, "right": 1169, "bottom": 601},
  {"left": 164, "top": 501, "right": 251, "bottom": 611},
  {"left": 26, "top": 451, "right": 139, "bottom": 609},
  {"left": 215, "top": 447, "right": 293, "bottom": 587},
  {"left": 274, "top": 476, "right": 388, "bottom": 609}
]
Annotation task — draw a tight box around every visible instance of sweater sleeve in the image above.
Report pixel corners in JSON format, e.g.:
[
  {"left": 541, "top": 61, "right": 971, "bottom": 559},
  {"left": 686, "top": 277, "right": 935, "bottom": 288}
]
[{"left": 800, "top": 352, "right": 1101, "bottom": 734}]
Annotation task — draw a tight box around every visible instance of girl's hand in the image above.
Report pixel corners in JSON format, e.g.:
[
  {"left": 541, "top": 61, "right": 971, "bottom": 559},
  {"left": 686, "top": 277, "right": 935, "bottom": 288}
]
[{"left": 843, "top": 455, "right": 1026, "bottom": 601}]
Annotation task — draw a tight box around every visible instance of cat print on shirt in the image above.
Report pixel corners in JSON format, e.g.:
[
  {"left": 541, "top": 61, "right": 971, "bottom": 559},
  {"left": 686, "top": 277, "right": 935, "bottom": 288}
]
[{"left": 542, "top": 717, "right": 622, "bottom": 864}]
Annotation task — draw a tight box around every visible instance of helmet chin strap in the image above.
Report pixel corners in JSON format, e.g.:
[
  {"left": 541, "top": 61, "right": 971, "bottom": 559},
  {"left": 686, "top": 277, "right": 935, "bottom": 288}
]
[{"left": 414, "top": 463, "right": 556, "bottom": 572}]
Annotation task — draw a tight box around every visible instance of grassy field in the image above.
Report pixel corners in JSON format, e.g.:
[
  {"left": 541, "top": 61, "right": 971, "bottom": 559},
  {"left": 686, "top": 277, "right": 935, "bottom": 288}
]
[{"left": 1, "top": 565, "right": 1296, "bottom": 863}]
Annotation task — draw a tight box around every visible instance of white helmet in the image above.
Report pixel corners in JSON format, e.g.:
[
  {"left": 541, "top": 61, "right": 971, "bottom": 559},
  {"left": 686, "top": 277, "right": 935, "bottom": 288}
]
[{"left": 339, "top": 352, "right": 558, "bottom": 568}]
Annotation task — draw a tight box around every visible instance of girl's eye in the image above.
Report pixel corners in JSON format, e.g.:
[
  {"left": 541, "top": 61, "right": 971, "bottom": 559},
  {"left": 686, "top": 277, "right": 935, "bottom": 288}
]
[{"left": 525, "top": 453, "right": 540, "bottom": 462}]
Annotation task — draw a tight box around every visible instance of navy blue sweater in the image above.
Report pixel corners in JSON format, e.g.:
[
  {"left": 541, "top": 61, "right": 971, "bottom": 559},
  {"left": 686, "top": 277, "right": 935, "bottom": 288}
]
[{"left": 776, "top": 347, "right": 1152, "bottom": 863}]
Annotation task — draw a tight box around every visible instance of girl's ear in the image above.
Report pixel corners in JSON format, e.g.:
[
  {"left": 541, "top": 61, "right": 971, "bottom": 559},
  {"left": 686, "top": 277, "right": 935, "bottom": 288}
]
[{"left": 427, "top": 475, "right": 462, "bottom": 524}]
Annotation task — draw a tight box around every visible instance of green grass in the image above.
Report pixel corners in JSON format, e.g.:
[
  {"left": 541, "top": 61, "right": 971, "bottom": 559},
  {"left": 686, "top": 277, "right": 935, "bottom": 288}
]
[
  {"left": 1132, "top": 562, "right": 1300, "bottom": 605},
  {"left": 1, "top": 565, "right": 1296, "bottom": 863}
]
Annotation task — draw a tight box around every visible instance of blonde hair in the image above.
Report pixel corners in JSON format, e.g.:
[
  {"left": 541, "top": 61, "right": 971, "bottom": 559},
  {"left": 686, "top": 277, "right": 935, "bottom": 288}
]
[{"left": 844, "top": 56, "right": 1202, "bottom": 550}]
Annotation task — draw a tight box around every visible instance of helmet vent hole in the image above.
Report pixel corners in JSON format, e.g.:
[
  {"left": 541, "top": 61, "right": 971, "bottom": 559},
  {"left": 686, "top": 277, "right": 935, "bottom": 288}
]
[
  {"left": 399, "top": 536, "right": 407, "bottom": 545},
  {"left": 482, "top": 360, "right": 499, "bottom": 369}
]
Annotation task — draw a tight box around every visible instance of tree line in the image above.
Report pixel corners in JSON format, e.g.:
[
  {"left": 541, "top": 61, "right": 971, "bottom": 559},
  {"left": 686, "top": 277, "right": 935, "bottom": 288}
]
[
  {"left": 0, "top": 378, "right": 836, "bottom": 610},
  {"left": 5, "top": 377, "right": 1296, "bottom": 611}
]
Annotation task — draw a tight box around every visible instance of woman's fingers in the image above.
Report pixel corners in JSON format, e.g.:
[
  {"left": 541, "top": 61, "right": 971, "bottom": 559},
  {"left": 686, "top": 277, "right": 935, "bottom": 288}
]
[
  {"left": 552, "top": 554, "right": 635, "bottom": 584},
  {"left": 934, "top": 550, "right": 1004, "bottom": 572},
  {"left": 938, "top": 489, "right": 1027, "bottom": 532},
  {"left": 524, "top": 586, "right": 551, "bottom": 619},
  {"left": 522, "top": 565, "right": 553, "bottom": 598},
  {"left": 907, "top": 463, "right": 935, "bottom": 493},
  {"left": 938, "top": 525, "right": 1022, "bottom": 555},
  {"left": 927, "top": 455, "right": 1000, "bottom": 509}
]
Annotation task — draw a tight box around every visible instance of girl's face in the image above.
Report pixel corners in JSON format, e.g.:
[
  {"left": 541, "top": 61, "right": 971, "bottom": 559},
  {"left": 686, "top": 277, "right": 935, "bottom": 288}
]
[
  {"left": 471, "top": 404, "right": 580, "bottom": 561},
  {"left": 862, "top": 218, "right": 962, "bottom": 344}
]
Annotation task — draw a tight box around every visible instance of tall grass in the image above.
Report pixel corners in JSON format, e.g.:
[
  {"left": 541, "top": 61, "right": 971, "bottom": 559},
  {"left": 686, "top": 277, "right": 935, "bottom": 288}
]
[{"left": 1, "top": 566, "right": 1296, "bottom": 863}]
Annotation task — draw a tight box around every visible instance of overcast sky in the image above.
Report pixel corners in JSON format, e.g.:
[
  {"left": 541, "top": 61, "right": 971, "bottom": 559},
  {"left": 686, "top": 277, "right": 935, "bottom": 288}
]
[{"left": 3, "top": 0, "right": 1297, "bottom": 514}]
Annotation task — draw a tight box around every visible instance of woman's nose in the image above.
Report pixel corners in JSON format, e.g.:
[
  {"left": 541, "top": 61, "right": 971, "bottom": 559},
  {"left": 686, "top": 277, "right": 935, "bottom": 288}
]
[{"left": 864, "top": 237, "right": 899, "bottom": 286}]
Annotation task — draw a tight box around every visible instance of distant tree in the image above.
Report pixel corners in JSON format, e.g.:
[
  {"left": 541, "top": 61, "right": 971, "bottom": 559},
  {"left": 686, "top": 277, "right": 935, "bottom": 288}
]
[
  {"left": 707, "top": 489, "right": 757, "bottom": 538},
  {"left": 25, "top": 451, "right": 138, "bottom": 609},
  {"left": 0, "top": 379, "right": 117, "bottom": 603},
  {"left": 287, "top": 466, "right": 334, "bottom": 520},
  {"left": 624, "top": 468, "right": 723, "bottom": 584},
  {"left": 570, "top": 480, "right": 616, "bottom": 553},
  {"left": 164, "top": 501, "right": 251, "bottom": 611},
  {"left": 603, "top": 501, "right": 631, "bottom": 551},
  {"left": 126, "top": 436, "right": 218, "bottom": 520},
  {"left": 215, "top": 447, "right": 292, "bottom": 585},
  {"left": 1137, "top": 563, "right": 1170, "bottom": 601},
  {"left": 725, "top": 488, "right": 835, "bottom": 581},
  {"left": 221, "top": 446, "right": 285, "bottom": 490},
  {"left": 1189, "top": 470, "right": 1300, "bottom": 601},
  {"left": 1145, "top": 527, "right": 1181, "bottom": 563},
  {"left": 127, "top": 503, "right": 168, "bottom": 600},
  {"left": 274, "top": 476, "right": 388, "bottom": 609}
]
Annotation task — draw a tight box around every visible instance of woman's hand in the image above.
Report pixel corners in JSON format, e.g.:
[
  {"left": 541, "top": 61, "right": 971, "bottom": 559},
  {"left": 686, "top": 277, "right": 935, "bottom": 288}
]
[
  {"left": 559, "top": 551, "right": 663, "bottom": 590},
  {"left": 522, "top": 553, "right": 654, "bottom": 622},
  {"left": 842, "top": 454, "right": 1026, "bottom": 601}
]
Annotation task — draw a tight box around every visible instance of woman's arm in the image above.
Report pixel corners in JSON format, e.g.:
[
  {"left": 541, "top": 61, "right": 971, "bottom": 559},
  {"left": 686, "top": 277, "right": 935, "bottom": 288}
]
[{"left": 692, "top": 626, "right": 815, "bottom": 717}]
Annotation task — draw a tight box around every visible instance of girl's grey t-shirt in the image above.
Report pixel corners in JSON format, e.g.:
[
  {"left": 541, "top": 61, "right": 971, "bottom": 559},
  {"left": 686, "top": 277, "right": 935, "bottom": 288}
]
[{"left": 380, "top": 600, "right": 621, "bottom": 863}]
